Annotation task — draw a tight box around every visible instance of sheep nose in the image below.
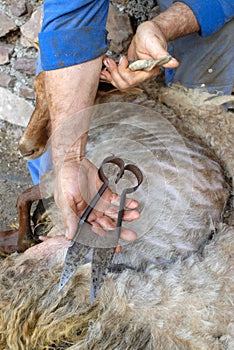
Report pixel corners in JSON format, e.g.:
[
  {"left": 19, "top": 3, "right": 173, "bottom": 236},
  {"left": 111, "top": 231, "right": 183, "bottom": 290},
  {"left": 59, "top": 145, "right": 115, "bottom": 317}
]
[{"left": 18, "top": 138, "right": 35, "bottom": 158}]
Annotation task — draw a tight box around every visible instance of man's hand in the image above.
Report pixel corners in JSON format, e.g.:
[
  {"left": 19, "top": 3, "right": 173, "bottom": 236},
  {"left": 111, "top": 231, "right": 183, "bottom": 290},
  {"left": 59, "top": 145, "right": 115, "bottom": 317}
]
[
  {"left": 100, "top": 0, "right": 200, "bottom": 91},
  {"left": 100, "top": 21, "right": 179, "bottom": 90},
  {"left": 44, "top": 59, "right": 141, "bottom": 247},
  {"left": 54, "top": 158, "right": 140, "bottom": 241}
]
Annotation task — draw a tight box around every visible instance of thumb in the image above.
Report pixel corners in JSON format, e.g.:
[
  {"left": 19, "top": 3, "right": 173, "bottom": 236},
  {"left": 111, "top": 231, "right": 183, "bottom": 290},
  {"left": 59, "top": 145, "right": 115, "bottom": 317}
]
[
  {"left": 162, "top": 56, "right": 179, "bottom": 69},
  {"left": 129, "top": 35, "right": 179, "bottom": 69},
  {"left": 145, "top": 36, "right": 179, "bottom": 68},
  {"left": 61, "top": 204, "right": 79, "bottom": 240}
]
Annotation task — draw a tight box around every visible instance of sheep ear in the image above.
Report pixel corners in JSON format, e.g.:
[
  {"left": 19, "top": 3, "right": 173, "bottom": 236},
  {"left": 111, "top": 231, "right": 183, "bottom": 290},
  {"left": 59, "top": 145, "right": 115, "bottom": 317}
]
[{"left": 19, "top": 72, "right": 50, "bottom": 160}]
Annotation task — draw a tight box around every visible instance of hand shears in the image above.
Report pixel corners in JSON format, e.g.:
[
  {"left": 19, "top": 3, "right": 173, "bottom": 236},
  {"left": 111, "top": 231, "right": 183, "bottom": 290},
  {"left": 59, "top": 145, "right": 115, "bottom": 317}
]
[{"left": 59, "top": 156, "right": 143, "bottom": 302}]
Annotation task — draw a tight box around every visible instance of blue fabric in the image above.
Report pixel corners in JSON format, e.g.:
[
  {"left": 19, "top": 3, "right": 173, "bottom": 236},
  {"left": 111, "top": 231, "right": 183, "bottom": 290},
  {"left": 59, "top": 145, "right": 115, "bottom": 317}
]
[
  {"left": 39, "top": 0, "right": 110, "bottom": 70},
  {"left": 27, "top": 148, "right": 53, "bottom": 185},
  {"left": 173, "top": 0, "right": 234, "bottom": 36},
  {"left": 28, "top": 158, "right": 41, "bottom": 185},
  {"left": 165, "top": 20, "right": 234, "bottom": 94},
  {"left": 158, "top": 0, "right": 234, "bottom": 94},
  {"left": 36, "top": 54, "right": 42, "bottom": 75}
]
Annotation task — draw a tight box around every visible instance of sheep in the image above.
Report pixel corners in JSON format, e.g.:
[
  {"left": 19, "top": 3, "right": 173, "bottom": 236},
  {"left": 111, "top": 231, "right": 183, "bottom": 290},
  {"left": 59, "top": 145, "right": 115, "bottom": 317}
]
[
  {"left": 159, "top": 83, "right": 234, "bottom": 182},
  {"left": 0, "top": 80, "right": 233, "bottom": 349}
]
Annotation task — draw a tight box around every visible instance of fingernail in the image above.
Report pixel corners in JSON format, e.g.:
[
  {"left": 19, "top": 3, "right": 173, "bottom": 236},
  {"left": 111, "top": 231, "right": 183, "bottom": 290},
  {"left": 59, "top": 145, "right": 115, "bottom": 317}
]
[
  {"left": 119, "top": 55, "right": 124, "bottom": 64},
  {"left": 103, "top": 59, "right": 109, "bottom": 67},
  {"left": 65, "top": 229, "right": 70, "bottom": 240},
  {"left": 115, "top": 245, "right": 122, "bottom": 254}
]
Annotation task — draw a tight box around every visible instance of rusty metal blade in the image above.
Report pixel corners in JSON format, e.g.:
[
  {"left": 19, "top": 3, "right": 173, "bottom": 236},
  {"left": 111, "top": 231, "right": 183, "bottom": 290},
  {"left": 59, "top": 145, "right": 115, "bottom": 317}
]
[
  {"left": 90, "top": 247, "right": 115, "bottom": 303},
  {"left": 59, "top": 241, "right": 92, "bottom": 291}
]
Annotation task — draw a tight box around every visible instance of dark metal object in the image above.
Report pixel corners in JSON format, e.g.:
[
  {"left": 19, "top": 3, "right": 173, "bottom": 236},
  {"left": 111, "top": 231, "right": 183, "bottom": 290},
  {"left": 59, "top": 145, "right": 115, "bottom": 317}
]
[{"left": 59, "top": 156, "right": 143, "bottom": 302}]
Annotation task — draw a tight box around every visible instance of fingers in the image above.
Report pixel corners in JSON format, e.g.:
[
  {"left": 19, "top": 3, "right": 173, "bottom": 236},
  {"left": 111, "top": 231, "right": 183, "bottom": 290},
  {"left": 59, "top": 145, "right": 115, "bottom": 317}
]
[
  {"left": 57, "top": 194, "right": 79, "bottom": 240},
  {"left": 110, "top": 192, "right": 139, "bottom": 209},
  {"left": 39, "top": 236, "right": 49, "bottom": 242},
  {"left": 54, "top": 157, "right": 141, "bottom": 242},
  {"left": 100, "top": 69, "right": 112, "bottom": 83},
  {"left": 101, "top": 56, "right": 160, "bottom": 90},
  {"left": 161, "top": 57, "right": 179, "bottom": 69},
  {"left": 104, "top": 206, "right": 140, "bottom": 223},
  {"left": 91, "top": 217, "right": 137, "bottom": 242},
  {"left": 102, "top": 57, "right": 131, "bottom": 89},
  {"left": 115, "top": 244, "right": 122, "bottom": 254},
  {"left": 94, "top": 187, "right": 140, "bottom": 217},
  {"left": 93, "top": 186, "right": 139, "bottom": 212},
  {"left": 91, "top": 187, "right": 140, "bottom": 222},
  {"left": 55, "top": 182, "right": 140, "bottom": 241}
]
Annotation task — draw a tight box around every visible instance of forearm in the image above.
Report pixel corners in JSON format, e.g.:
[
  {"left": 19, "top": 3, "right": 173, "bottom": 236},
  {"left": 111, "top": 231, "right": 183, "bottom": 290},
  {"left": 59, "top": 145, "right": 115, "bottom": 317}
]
[
  {"left": 152, "top": 2, "right": 200, "bottom": 42},
  {"left": 44, "top": 57, "right": 102, "bottom": 169},
  {"left": 51, "top": 132, "right": 89, "bottom": 170}
]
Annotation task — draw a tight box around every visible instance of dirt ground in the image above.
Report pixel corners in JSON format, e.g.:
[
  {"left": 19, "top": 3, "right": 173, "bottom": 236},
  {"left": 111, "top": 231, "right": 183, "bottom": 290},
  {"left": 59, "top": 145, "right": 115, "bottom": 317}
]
[{"left": 0, "top": 119, "right": 31, "bottom": 230}]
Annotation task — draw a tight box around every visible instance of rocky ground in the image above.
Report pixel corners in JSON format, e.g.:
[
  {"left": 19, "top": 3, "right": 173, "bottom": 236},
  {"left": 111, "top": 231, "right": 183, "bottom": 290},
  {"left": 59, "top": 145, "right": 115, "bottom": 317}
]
[
  {"left": 0, "top": 120, "right": 30, "bottom": 230},
  {"left": 0, "top": 0, "right": 42, "bottom": 231},
  {"left": 0, "top": 0, "right": 41, "bottom": 230},
  {"left": 0, "top": 0, "right": 42, "bottom": 100}
]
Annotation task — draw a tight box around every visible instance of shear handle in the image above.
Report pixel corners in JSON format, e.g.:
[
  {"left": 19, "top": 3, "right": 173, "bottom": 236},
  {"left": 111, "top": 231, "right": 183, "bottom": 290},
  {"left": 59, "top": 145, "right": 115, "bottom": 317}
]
[
  {"left": 115, "top": 164, "right": 143, "bottom": 231},
  {"left": 122, "top": 164, "right": 143, "bottom": 193},
  {"left": 98, "top": 156, "right": 125, "bottom": 184},
  {"left": 73, "top": 156, "right": 127, "bottom": 237}
]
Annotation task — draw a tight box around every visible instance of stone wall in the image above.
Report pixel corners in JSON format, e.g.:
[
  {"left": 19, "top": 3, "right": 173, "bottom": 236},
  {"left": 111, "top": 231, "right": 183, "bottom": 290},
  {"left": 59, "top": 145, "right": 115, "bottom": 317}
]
[
  {"left": 0, "top": 0, "right": 43, "bottom": 126},
  {"left": 0, "top": 1, "right": 43, "bottom": 95}
]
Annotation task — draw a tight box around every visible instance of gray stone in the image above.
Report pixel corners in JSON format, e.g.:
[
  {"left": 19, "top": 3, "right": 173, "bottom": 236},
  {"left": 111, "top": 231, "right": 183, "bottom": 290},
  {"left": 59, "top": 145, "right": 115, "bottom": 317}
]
[
  {"left": 0, "top": 44, "right": 14, "bottom": 64},
  {"left": 13, "top": 58, "right": 36, "bottom": 75},
  {"left": 0, "top": 87, "right": 33, "bottom": 127},
  {"left": 10, "top": 0, "right": 28, "bottom": 17},
  {"left": 106, "top": 3, "right": 133, "bottom": 55},
  {"left": 0, "top": 72, "right": 16, "bottom": 88},
  {"left": 19, "top": 85, "right": 35, "bottom": 100},
  {"left": 0, "top": 12, "right": 17, "bottom": 37},
  {"left": 20, "top": 8, "right": 42, "bottom": 48},
  {"left": 113, "top": 0, "right": 159, "bottom": 25}
]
